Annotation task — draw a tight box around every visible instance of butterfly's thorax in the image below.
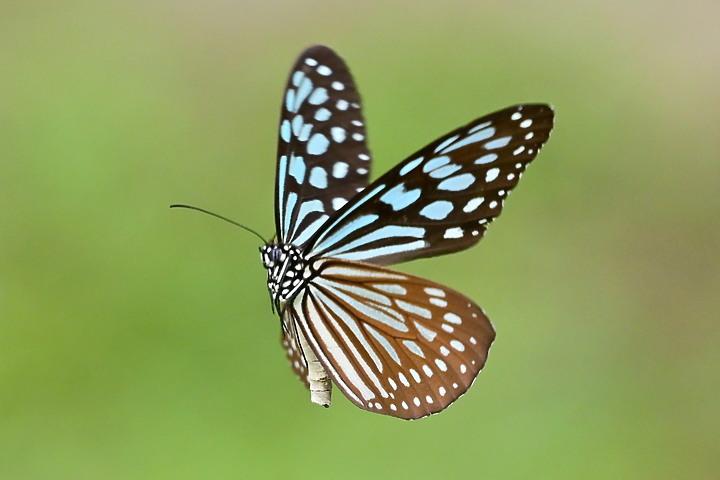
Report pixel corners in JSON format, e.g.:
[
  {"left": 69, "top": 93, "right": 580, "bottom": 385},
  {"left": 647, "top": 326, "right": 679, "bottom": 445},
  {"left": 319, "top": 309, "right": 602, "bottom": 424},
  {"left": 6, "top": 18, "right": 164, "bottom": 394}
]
[{"left": 260, "top": 243, "right": 312, "bottom": 308}]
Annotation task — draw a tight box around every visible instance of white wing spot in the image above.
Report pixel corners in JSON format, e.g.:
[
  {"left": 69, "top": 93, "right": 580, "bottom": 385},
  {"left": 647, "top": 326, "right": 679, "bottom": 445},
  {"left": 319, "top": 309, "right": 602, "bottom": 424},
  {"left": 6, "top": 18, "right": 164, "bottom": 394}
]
[
  {"left": 307, "top": 133, "right": 330, "bottom": 155},
  {"left": 450, "top": 340, "right": 465, "bottom": 352},
  {"left": 441, "top": 127, "right": 496, "bottom": 153},
  {"left": 305, "top": 58, "right": 318, "bottom": 66},
  {"left": 463, "top": 197, "right": 485, "bottom": 213},
  {"left": 336, "top": 99, "right": 349, "bottom": 110},
  {"left": 520, "top": 119, "right": 532, "bottom": 128},
  {"left": 331, "top": 126, "right": 347, "bottom": 143},
  {"left": 309, "top": 166, "right": 328, "bottom": 189},
  {"left": 422, "top": 365, "right": 433, "bottom": 377},
  {"left": 373, "top": 283, "right": 407, "bottom": 295},
  {"left": 288, "top": 155, "right": 306, "bottom": 183},
  {"left": 332, "top": 197, "right": 347, "bottom": 210},
  {"left": 308, "top": 88, "right": 328, "bottom": 105},
  {"left": 440, "top": 346, "right": 450, "bottom": 356},
  {"left": 470, "top": 336, "right": 477, "bottom": 344},
  {"left": 475, "top": 153, "right": 498, "bottom": 165},
  {"left": 352, "top": 133, "right": 365, "bottom": 141},
  {"left": 422, "top": 155, "right": 451, "bottom": 173},
  {"left": 429, "top": 164, "right": 462, "bottom": 179},
  {"left": 403, "top": 341, "right": 425, "bottom": 359},
  {"left": 439, "top": 386, "right": 447, "bottom": 396},
  {"left": 444, "top": 312, "right": 462, "bottom": 324},
  {"left": 280, "top": 119, "right": 291, "bottom": 142},
  {"left": 429, "top": 297, "right": 447, "bottom": 307},
  {"left": 410, "top": 368, "right": 421, "bottom": 383},
  {"left": 484, "top": 136, "right": 512, "bottom": 150},
  {"left": 414, "top": 321, "right": 438, "bottom": 342},
  {"left": 438, "top": 173, "right": 476, "bottom": 191},
  {"left": 511, "top": 112, "right": 522, "bottom": 120},
  {"left": 291, "top": 114, "right": 304, "bottom": 136},
  {"left": 332, "top": 161, "right": 349, "bottom": 178},
  {"left": 316, "top": 65, "right": 332, "bottom": 76},
  {"left": 460, "top": 364, "right": 467, "bottom": 374},
  {"left": 292, "top": 71, "right": 304, "bottom": 87},
  {"left": 426, "top": 395, "right": 434, "bottom": 404},
  {"left": 453, "top": 382, "right": 459, "bottom": 389},
  {"left": 398, "top": 372, "right": 410, "bottom": 387},
  {"left": 379, "top": 183, "right": 421, "bottom": 211},
  {"left": 435, "top": 359, "right": 448, "bottom": 371},
  {"left": 390, "top": 403, "right": 397, "bottom": 411},
  {"left": 358, "top": 153, "right": 370, "bottom": 160},
  {"left": 314, "top": 108, "right": 331, "bottom": 121},
  {"left": 489, "top": 200, "right": 498, "bottom": 209},
  {"left": 396, "top": 299, "right": 432, "bottom": 319},
  {"left": 433, "top": 134, "right": 459, "bottom": 153},
  {"left": 402, "top": 401, "right": 409, "bottom": 410},
  {"left": 420, "top": 200, "right": 454, "bottom": 220},
  {"left": 285, "top": 89, "right": 295, "bottom": 112},
  {"left": 443, "top": 227, "right": 463, "bottom": 239},
  {"left": 441, "top": 324, "right": 454, "bottom": 333},
  {"left": 331, "top": 81, "right": 344, "bottom": 90},
  {"left": 413, "top": 397, "right": 421, "bottom": 407},
  {"left": 388, "top": 378, "right": 398, "bottom": 390},
  {"left": 469, "top": 121, "right": 491, "bottom": 133},
  {"left": 424, "top": 287, "right": 445, "bottom": 297},
  {"left": 399, "top": 157, "right": 424, "bottom": 176},
  {"left": 513, "top": 146, "right": 525, "bottom": 155},
  {"left": 507, "top": 173, "right": 516, "bottom": 181},
  {"left": 485, "top": 168, "right": 500, "bottom": 182},
  {"left": 525, "top": 132, "right": 534, "bottom": 139},
  {"left": 298, "top": 123, "right": 312, "bottom": 142}
]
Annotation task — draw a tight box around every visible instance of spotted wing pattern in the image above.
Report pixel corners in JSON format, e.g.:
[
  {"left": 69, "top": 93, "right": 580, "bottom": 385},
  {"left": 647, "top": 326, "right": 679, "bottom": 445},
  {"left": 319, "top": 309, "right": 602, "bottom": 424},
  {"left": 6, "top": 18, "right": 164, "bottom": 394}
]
[
  {"left": 288, "top": 258, "right": 495, "bottom": 420},
  {"left": 306, "top": 104, "right": 554, "bottom": 265},
  {"left": 275, "top": 45, "right": 372, "bottom": 248}
]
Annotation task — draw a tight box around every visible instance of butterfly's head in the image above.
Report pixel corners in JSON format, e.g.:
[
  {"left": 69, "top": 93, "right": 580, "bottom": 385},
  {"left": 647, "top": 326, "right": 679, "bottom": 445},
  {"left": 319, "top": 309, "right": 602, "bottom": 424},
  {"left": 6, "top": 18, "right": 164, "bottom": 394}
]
[{"left": 260, "top": 243, "right": 282, "bottom": 269}]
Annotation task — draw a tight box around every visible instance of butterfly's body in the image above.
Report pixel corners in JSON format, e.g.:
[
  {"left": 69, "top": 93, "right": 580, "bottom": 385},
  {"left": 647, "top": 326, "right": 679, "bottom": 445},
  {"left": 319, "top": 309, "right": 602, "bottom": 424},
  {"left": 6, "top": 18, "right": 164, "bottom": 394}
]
[{"left": 181, "top": 45, "right": 554, "bottom": 419}]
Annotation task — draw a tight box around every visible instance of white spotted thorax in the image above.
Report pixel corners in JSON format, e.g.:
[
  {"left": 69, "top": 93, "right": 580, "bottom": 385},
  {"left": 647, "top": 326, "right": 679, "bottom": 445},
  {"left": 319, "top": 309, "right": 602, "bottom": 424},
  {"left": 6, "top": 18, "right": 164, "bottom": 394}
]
[
  {"left": 255, "top": 45, "right": 552, "bottom": 419},
  {"left": 260, "top": 243, "right": 312, "bottom": 310}
]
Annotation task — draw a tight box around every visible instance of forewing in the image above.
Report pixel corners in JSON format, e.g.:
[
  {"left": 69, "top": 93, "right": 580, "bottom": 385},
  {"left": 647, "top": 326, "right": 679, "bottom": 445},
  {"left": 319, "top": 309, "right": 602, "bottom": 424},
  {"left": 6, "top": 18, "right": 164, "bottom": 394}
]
[
  {"left": 290, "top": 258, "right": 495, "bottom": 420},
  {"left": 306, "top": 104, "right": 554, "bottom": 265},
  {"left": 275, "top": 45, "right": 372, "bottom": 247}
]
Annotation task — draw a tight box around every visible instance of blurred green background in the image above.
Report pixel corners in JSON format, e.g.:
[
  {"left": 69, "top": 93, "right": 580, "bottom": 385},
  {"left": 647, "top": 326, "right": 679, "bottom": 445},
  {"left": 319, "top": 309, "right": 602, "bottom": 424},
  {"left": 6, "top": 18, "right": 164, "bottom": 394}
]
[{"left": 2, "top": 0, "right": 718, "bottom": 478}]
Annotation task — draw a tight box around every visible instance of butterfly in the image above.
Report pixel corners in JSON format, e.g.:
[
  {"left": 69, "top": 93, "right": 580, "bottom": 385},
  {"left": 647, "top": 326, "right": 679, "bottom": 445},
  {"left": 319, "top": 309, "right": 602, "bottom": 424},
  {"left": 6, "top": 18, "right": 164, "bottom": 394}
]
[{"left": 178, "top": 45, "right": 554, "bottom": 420}]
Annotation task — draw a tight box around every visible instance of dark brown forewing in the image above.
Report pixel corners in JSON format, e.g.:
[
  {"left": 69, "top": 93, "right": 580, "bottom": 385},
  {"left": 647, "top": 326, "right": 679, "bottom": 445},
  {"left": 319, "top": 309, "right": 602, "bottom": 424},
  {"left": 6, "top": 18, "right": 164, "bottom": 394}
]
[
  {"left": 307, "top": 104, "right": 554, "bottom": 265},
  {"left": 291, "top": 258, "right": 495, "bottom": 419},
  {"left": 275, "top": 45, "right": 372, "bottom": 247}
]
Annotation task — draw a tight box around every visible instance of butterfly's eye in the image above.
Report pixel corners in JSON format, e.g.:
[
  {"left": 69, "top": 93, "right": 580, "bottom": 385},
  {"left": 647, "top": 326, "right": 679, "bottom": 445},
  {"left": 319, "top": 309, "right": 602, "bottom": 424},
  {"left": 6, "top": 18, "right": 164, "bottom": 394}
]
[
  {"left": 270, "top": 248, "right": 283, "bottom": 263},
  {"left": 260, "top": 245, "right": 280, "bottom": 269}
]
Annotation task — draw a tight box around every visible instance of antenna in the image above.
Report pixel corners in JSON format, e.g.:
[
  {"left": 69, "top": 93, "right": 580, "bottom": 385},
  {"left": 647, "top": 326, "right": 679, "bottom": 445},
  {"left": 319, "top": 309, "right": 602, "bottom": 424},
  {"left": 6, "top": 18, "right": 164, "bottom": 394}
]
[{"left": 170, "top": 204, "right": 267, "bottom": 244}]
